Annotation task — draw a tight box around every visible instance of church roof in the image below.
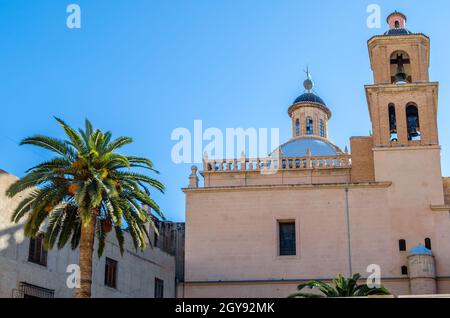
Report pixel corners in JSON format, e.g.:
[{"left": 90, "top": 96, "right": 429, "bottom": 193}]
[
  {"left": 384, "top": 28, "right": 413, "bottom": 36},
  {"left": 409, "top": 244, "right": 433, "bottom": 256},
  {"left": 293, "top": 92, "right": 326, "bottom": 106},
  {"left": 277, "top": 137, "right": 342, "bottom": 158}
]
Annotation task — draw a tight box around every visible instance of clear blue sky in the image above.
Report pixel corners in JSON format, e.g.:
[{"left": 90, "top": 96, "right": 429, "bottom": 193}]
[{"left": 1, "top": 0, "right": 449, "bottom": 222}]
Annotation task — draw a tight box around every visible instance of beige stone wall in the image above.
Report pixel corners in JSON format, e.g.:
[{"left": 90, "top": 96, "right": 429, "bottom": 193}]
[
  {"left": 183, "top": 181, "right": 436, "bottom": 297},
  {"left": 443, "top": 178, "right": 450, "bottom": 205},
  {"left": 373, "top": 146, "right": 450, "bottom": 278},
  {"left": 203, "top": 168, "right": 351, "bottom": 188},
  {"left": 184, "top": 145, "right": 450, "bottom": 297},
  {"left": 350, "top": 137, "right": 375, "bottom": 183},
  {"left": 180, "top": 280, "right": 411, "bottom": 298}
]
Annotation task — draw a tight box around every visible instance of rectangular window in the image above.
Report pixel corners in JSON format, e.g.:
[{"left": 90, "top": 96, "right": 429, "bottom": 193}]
[
  {"left": 279, "top": 221, "right": 296, "bottom": 256},
  {"left": 105, "top": 258, "right": 118, "bottom": 289},
  {"left": 154, "top": 278, "right": 164, "bottom": 298},
  {"left": 28, "top": 233, "right": 47, "bottom": 266},
  {"left": 399, "top": 239, "right": 406, "bottom": 252}
]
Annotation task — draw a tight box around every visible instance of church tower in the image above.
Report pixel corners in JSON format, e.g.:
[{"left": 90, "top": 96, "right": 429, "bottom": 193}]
[
  {"left": 366, "top": 11, "right": 439, "bottom": 147},
  {"left": 365, "top": 13, "right": 446, "bottom": 291}
]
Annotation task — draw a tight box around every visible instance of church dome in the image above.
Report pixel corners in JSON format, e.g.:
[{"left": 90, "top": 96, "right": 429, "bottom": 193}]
[
  {"left": 277, "top": 137, "right": 342, "bottom": 158},
  {"left": 384, "top": 28, "right": 413, "bottom": 36},
  {"left": 293, "top": 92, "right": 326, "bottom": 106},
  {"left": 409, "top": 244, "right": 433, "bottom": 256}
]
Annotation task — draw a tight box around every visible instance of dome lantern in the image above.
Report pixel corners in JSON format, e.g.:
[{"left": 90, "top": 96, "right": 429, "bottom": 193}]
[{"left": 288, "top": 70, "right": 332, "bottom": 140}]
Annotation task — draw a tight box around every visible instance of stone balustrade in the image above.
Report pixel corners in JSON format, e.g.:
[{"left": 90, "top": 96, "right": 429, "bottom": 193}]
[{"left": 203, "top": 153, "right": 351, "bottom": 173}]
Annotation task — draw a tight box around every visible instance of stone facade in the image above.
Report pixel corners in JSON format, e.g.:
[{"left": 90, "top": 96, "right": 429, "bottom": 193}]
[
  {"left": 0, "top": 171, "right": 181, "bottom": 298},
  {"left": 181, "top": 13, "right": 450, "bottom": 298}
]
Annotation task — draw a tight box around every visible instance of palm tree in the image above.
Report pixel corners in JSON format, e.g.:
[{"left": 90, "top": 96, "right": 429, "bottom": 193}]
[
  {"left": 288, "top": 273, "right": 391, "bottom": 298},
  {"left": 6, "top": 118, "right": 165, "bottom": 298}
]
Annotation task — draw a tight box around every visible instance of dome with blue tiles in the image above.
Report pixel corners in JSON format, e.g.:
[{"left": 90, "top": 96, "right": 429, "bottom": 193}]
[
  {"left": 384, "top": 28, "right": 413, "bottom": 36},
  {"left": 409, "top": 244, "right": 433, "bottom": 256},
  {"left": 294, "top": 92, "right": 326, "bottom": 106},
  {"left": 278, "top": 137, "right": 342, "bottom": 158}
]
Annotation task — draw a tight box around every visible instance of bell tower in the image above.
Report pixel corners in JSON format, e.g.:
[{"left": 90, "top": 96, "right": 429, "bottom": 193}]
[{"left": 366, "top": 11, "right": 439, "bottom": 147}]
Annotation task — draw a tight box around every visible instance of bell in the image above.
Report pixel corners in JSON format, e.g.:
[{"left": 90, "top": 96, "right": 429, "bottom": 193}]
[
  {"left": 394, "top": 72, "right": 407, "bottom": 83},
  {"left": 408, "top": 127, "right": 420, "bottom": 139}
]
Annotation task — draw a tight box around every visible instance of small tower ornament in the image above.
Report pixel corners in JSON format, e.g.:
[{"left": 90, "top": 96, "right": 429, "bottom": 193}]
[
  {"left": 303, "top": 67, "right": 314, "bottom": 93},
  {"left": 189, "top": 165, "right": 199, "bottom": 188}
]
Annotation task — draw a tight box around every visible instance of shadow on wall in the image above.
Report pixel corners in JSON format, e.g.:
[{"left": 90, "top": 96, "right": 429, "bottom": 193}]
[{"left": 0, "top": 223, "right": 27, "bottom": 257}]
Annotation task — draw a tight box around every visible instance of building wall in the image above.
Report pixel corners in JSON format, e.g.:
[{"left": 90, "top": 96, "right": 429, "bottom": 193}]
[
  {"left": 0, "top": 171, "right": 176, "bottom": 298},
  {"left": 183, "top": 146, "right": 450, "bottom": 297},
  {"left": 183, "top": 180, "right": 439, "bottom": 297}
]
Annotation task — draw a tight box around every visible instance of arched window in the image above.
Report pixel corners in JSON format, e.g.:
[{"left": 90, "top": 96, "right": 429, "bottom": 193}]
[
  {"left": 390, "top": 51, "right": 411, "bottom": 83},
  {"left": 425, "top": 238, "right": 432, "bottom": 250},
  {"left": 399, "top": 239, "right": 406, "bottom": 251},
  {"left": 389, "top": 104, "right": 398, "bottom": 141},
  {"left": 319, "top": 119, "right": 325, "bottom": 137},
  {"left": 395, "top": 20, "right": 400, "bottom": 28},
  {"left": 306, "top": 117, "right": 314, "bottom": 135},
  {"left": 406, "top": 104, "right": 421, "bottom": 141},
  {"left": 295, "top": 119, "right": 300, "bottom": 137}
]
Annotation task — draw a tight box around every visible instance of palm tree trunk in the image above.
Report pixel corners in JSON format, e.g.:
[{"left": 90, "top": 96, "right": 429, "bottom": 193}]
[{"left": 75, "top": 212, "right": 98, "bottom": 298}]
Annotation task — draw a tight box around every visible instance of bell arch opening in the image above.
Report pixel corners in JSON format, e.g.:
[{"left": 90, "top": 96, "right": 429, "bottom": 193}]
[
  {"left": 406, "top": 103, "right": 421, "bottom": 141},
  {"left": 390, "top": 51, "right": 411, "bottom": 84},
  {"left": 389, "top": 103, "right": 398, "bottom": 142}
]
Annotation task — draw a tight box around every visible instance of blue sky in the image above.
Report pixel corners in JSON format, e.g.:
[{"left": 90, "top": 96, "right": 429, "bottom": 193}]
[{"left": 1, "top": 0, "right": 449, "bottom": 222}]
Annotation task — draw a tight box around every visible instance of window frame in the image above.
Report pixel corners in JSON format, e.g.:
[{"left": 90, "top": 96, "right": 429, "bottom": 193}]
[
  {"left": 154, "top": 278, "right": 164, "bottom": 298},
  {"left": 104, "top": 257, "right": 118, "bottom": 289},
  {"left": 28, "top": 233, "right": 48, "bottom": 267},
  {"left": 277, "top": 220, "right": 297, "bottom": 257}
]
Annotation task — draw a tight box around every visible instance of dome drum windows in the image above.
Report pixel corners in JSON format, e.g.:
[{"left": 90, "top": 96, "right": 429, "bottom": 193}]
[
  {"left": 295, "top": 119, "right": 300, "bottom": 137},
  {"left": 319, "top": 119, "right": 325, "bottom": 138},
  {"left": 306, "top": 117, "right": 314, "bottom": 136}
]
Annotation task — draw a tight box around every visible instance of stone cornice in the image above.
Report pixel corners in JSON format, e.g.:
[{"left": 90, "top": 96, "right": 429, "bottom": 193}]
[
  {"left": 288, "top": 102, "right": 332, "bottom": 119},
  {"left": 182, "top": 181, "right": 392, "bottom": 193}
]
